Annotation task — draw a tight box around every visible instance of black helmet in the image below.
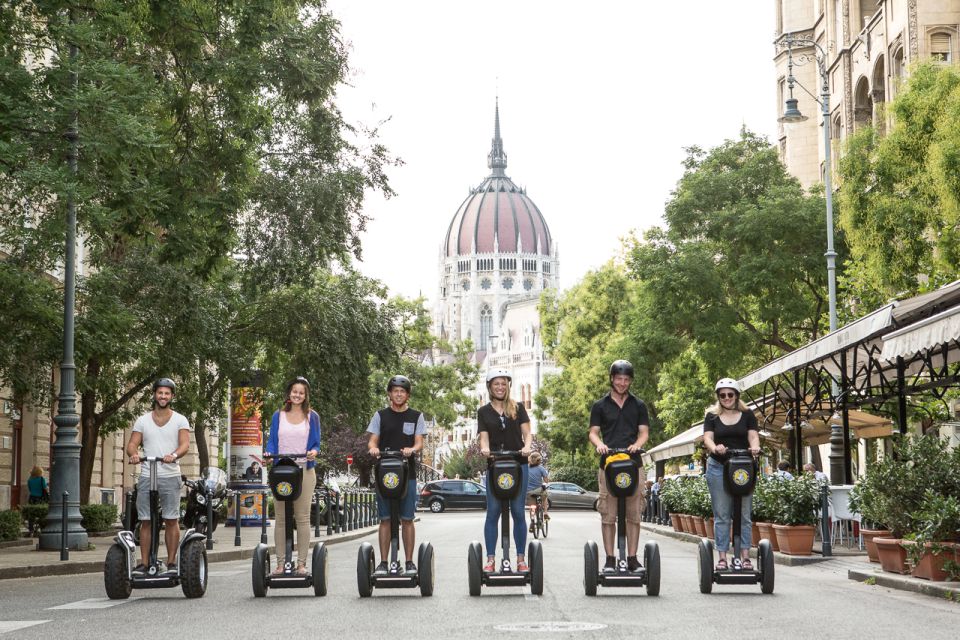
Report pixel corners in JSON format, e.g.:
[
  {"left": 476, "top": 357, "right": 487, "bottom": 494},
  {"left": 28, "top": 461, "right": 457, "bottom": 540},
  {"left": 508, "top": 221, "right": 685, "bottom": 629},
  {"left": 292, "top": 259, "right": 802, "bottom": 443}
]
[
  {"left": 609, "top": 360, "right": 634, "bottom": 379},
  {"left": 386, "top": 375, "right": 412, "bottom": 393},
  {"left": 285, "top": 376, "right": 310, "bottom": 393},
  {"left": 152, "top": 378, "right": 176, "bottom": 394}
]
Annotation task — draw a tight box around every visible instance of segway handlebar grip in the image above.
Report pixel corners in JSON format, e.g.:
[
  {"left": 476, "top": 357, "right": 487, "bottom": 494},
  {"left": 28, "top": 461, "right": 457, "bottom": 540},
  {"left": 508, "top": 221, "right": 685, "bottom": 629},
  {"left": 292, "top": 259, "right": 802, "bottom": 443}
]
[
  {"left": 263, "top": 452, "right": 310, "bottom": 459},
  {"left": 378, "top": 449, "right": 405, "bottom": 458},
  {"left": 607, "top": 447, "right": 646, "bottom": 455}
]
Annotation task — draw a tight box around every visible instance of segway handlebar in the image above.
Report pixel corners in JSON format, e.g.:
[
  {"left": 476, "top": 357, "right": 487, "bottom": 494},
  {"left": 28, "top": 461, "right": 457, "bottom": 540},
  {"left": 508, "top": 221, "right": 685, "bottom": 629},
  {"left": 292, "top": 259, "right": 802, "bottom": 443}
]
[
  {"left": 263, "top": 452, "right": 311, "bottom": 460},
  {"left": 605, "top": 447, "right": 646, "bottom": 455},
  {"left": 378, "top": 449, "right": 406, "bottom": 459},
  {"left": 724, "top": 448, "right": 758, "bottom": 457}
]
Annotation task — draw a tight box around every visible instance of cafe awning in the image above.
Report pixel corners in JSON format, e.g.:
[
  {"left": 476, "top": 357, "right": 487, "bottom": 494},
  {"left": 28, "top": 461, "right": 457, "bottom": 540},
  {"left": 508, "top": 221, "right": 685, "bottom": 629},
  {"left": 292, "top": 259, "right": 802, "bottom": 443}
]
[{"left": 880, "top": 305, "right": 960, "bottom": 361}]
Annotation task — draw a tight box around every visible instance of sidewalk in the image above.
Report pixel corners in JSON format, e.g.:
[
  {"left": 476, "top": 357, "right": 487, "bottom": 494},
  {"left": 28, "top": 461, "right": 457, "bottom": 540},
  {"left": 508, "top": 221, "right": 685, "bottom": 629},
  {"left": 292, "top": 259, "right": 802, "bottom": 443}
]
[{"left": 0, "top": 521, "right": 378, "bottom": 580}]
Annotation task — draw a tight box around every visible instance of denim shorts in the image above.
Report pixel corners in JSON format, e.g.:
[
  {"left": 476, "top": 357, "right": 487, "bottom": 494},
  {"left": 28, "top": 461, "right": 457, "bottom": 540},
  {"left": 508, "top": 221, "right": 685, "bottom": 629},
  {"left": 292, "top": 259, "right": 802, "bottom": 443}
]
[
  {"left": 376, "top": 478, "right": 418, "bottom": 521},
  {"left": 136, "top": 474, "right": 182, "bottom": 520}
]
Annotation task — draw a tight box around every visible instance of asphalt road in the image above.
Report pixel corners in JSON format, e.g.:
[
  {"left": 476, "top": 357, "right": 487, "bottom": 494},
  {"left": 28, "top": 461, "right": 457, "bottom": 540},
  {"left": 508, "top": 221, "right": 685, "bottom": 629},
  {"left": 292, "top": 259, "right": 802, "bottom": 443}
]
[{"left": 0, "top": 510, "right": 957, "bottom": 639}]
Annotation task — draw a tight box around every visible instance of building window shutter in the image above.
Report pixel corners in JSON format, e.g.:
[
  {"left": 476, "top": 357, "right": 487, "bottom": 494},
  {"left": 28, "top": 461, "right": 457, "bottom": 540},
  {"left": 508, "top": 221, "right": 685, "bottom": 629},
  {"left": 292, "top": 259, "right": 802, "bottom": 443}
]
[{"left": 931, "top": 33, "right": 951, "bottom": 61}]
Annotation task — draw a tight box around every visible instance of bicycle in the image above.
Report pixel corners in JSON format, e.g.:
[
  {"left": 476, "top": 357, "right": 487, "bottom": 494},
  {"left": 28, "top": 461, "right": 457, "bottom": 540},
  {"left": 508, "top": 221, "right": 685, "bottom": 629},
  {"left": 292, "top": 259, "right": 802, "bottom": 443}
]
[{"left": 528, "top": 484, "right": 548, "bottom": 540}]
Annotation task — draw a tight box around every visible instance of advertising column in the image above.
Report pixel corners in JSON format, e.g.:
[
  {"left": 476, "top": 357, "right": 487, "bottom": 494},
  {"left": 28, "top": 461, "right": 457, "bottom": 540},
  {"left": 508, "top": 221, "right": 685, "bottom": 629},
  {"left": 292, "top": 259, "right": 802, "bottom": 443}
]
[{"left": 227, "top": 386, "right": 267, "bottom": 525}]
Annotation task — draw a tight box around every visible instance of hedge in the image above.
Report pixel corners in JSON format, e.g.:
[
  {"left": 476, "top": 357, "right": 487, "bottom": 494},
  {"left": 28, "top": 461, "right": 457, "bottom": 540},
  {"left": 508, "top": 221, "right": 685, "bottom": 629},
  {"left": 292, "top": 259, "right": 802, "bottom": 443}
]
[
  {"left": 19, "top": 504, "right": 48, "bottom": 534},
  {"left": 0, "top": 509, "right": 22, "bottom": 541},
  {"left": 551, "top": 466, "right": 599, "bottom": 491},
  {"left": 79, "top": 504, "right": 118, "bottom": 533}
]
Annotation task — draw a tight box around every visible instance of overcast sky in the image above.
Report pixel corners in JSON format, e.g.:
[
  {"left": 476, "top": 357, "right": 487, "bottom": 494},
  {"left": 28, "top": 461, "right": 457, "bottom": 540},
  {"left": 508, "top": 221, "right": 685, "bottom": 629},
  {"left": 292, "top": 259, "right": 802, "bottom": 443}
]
[{"left": 327, "top": 1, "right": 779, "bottom": 302}]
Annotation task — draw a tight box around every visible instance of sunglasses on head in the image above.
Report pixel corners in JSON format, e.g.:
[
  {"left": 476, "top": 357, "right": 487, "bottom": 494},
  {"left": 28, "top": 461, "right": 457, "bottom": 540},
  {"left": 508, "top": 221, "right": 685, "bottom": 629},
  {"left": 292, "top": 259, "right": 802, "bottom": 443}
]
[
  {"left": 499, "top": 414, "right": 507, "bottom": 431},
  {"left": 718, "top": 392, "right": 737, "bottom": 399}
]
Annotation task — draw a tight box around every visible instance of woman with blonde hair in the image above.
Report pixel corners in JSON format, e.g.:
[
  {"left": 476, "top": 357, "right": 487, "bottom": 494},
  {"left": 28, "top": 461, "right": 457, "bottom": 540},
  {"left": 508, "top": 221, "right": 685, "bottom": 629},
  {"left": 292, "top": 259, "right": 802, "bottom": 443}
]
[
  {"left": 478, "top": 368, "right": 532, "bottom": 573},
  {"left": 702, "top": 378, "right": 760, "bottom": 571},
  {"left": 28, "top": 466, "right": 49, "bottom": 504}
]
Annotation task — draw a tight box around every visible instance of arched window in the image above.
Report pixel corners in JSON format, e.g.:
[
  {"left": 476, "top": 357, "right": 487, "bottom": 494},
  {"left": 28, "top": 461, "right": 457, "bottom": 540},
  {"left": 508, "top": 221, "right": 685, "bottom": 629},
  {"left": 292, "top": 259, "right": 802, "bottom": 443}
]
[
  {"left": 479, "top": 305, "right": 492, "bottom": 351},
  {"left": 853, "top": 76, "right": 872, "bottom": 131},
  {"left": 930, "top": 31, "right": 953, "bottom": 62}
]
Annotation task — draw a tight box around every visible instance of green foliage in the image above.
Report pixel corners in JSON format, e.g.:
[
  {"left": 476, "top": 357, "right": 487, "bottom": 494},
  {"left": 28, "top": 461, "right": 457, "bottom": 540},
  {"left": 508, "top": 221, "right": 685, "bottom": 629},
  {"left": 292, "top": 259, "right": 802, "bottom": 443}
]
[
  {"left": 848, "top": 434, "right": 960, "bottom": 537},
  {"left": 0, "top": 510, "right": 23, "bottom": 541},
  {"left": 18, "top": 504, "right": 48, "bottom": 535},
  {"left": 551, "top": 466, "right": 599, "bottom": 492},
  {"left": 838, "top": 62, "right": 960, "bottom": 299},
  {"left": 770, "top": 474, "right": 822, "bottom": 526},
  {"left": 442, "top": 442, "right": 487, "bottom": 481},
  {"left": 657, "top": 477, "right": 685, "bottom": 514},
  {"left": 79, "top": 504, "right": 118, "bottom": 532},
  {"left": 689, "top": 476, "right": 713, "bottom": 518},
  {"left": 751, "top": 475, "right": 780, "bottom": 523}
]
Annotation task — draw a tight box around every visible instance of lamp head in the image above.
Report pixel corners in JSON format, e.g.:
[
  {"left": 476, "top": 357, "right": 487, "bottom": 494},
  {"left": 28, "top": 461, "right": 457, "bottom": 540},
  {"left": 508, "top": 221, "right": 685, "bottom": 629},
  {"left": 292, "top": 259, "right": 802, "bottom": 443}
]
[{"left": 779, "top": 97, "right": 809, "bottom": 123}]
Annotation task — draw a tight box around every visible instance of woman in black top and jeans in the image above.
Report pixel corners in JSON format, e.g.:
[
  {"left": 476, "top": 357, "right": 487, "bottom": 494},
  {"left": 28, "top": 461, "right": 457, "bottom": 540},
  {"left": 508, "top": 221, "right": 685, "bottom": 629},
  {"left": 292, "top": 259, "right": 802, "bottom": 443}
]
[{"left": 702, "top": 378, "right": 760, "bottom": 571}]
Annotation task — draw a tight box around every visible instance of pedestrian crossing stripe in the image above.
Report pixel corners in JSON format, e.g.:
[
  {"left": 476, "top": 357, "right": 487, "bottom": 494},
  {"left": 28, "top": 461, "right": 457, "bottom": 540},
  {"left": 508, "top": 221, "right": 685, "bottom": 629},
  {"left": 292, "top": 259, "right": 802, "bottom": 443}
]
[
  {"left": 47, "top": 597, "right": 141, "bottom": 610},
  {"left": 0, "top": 621, "right": 49, "bottom": 635}
]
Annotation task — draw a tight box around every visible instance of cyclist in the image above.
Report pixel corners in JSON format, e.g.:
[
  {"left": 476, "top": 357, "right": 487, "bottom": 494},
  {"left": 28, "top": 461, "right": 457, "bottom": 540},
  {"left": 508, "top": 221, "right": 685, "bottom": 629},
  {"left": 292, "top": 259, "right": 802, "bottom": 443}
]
[
  {"left": 589, "top": 360, "right": 649, "bottom": 573},
  {"left": 526, "top": 452, "right": 550, "bottom": 533},
  {"left": 478, "top": 368, "right": 532, "bottom": 573},
  {"left": 702, "top": 377, "right": 760, "bottom": 571}
]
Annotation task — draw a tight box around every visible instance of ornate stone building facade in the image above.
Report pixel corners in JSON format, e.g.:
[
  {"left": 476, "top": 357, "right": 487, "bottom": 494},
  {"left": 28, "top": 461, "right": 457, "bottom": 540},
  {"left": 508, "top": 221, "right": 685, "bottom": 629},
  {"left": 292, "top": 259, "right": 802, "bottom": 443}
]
[
  {"left": 774, "top": 0, "right": 960, "bottom": 188},
  {"left": 432, "top": 104, "right": 560, "bottom": 461}
]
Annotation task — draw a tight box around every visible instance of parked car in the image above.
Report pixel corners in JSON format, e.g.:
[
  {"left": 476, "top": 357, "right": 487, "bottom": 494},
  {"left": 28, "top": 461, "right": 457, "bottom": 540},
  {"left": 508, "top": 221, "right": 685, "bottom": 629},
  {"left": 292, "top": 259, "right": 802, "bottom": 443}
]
[
  {"left": 545, "top": 482, "right": 599, "bottom": 510},
  {"left": 418, "top": 479, "right": 486, "bottom": 513}
]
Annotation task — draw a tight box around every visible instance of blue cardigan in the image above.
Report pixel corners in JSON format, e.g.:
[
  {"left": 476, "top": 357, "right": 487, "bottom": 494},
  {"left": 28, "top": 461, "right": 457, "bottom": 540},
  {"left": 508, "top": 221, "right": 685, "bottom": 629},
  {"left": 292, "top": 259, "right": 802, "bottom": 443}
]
[{"left": 265, "top": 410, "right": 322, "bottom": 470}]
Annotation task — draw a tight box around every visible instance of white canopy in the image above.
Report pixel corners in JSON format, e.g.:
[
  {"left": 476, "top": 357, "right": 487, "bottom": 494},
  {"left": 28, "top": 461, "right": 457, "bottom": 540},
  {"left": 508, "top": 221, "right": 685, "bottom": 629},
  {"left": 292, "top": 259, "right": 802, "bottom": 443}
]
[{"left": 881, "top": 305, "right": 960, "bottom": 361}]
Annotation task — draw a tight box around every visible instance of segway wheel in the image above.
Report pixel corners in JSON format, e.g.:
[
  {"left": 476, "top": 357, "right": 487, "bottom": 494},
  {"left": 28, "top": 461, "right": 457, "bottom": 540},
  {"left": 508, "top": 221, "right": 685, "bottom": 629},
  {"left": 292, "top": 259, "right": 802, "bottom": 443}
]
[
  {"left": 528, "top": 541, "right": 544, "bottom": 596},
  {"left": 252, "top": 544, "right": 269, "bottom": 598},
  {"left": 357, "top": 542, "right": 374, "bottom": 598},
  {"left": 468, "top": 541, "right": 483, "bottom": 596},
  {"left": 698, "top": 538, "right": 714, "bottom": 594},
  {"left": 583, "top": 540, "right": 599, "bottom": 597},
  {"left": 418, "top": 542, "right": 435, "bottom": 597},
  {"left": 180, "top": 539, "right": 208, "bottom": 598},
  {"left": 644, "top": 541, "right": 660, "bottom": 597},
  {"left": 759, "top": 539, "right": 775, "bottom": 594},
  {"left": 104, "top": 543, "right": 132, "bottom": 600},
  {"left": 312, "top": 542, "right": 328, "bottom": 597}
]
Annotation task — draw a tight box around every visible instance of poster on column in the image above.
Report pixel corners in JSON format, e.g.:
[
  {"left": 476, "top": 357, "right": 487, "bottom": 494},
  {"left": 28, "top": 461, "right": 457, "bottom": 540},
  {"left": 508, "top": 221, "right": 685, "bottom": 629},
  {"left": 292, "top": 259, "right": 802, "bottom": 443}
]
[{"left": 229, "top": 386, "right": 267, "bottom": 525}]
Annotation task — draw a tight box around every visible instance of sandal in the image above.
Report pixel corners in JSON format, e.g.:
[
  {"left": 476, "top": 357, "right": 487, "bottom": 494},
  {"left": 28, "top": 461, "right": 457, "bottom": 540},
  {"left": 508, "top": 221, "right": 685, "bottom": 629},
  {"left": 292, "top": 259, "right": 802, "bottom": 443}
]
[
  {"left": 741, "top": 558, "right": 753, "bottom": 571},
  {"left": 295, "top": 562, "right": 308, "bottom": 576},
  {"left": 715, "top": 558, "right": 728, "bottom": 571}
]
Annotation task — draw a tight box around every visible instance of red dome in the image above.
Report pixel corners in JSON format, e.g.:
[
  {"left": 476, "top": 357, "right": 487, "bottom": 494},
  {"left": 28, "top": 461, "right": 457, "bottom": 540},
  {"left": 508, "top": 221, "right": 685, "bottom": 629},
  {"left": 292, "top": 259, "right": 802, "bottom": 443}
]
[{"left": 443, "top": 102, "right": 552, "bottom": 257}]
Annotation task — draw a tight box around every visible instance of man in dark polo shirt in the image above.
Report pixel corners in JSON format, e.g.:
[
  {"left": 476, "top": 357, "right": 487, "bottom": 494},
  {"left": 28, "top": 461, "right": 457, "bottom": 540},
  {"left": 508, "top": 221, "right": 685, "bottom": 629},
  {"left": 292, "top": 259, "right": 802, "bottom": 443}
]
[
  {"left": 588, "top": 359, "right": 649, "bottom": 573},
  {"left": 367, "top": 375, "right": 427, "bottom": 575}
]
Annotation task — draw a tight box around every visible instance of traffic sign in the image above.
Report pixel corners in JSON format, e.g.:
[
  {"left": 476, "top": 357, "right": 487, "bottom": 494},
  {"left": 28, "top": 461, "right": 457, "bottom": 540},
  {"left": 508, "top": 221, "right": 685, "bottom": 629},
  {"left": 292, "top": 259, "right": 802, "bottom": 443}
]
[{"left": 347, "top": 455, "right": 354, "bottom": 465}]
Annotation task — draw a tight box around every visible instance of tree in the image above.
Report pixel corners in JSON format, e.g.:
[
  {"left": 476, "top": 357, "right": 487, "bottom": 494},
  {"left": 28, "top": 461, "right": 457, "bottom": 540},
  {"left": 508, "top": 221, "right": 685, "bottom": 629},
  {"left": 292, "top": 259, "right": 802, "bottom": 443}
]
[
  {"left": 0, "top": 2, "right": 396, "bottom": 501},
  {"left": 838, "top": 62, "right": 960, "bottom": 300}
]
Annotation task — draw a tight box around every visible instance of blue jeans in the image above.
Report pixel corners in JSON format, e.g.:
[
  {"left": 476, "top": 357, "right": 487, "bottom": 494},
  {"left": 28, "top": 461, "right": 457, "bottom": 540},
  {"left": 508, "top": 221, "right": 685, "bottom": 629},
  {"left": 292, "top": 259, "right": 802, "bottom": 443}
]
[
  {"left": 484, "top": 464, "right": 529, "bottom": 557},
  {"left": 705, "top": 458, "right": 752, "bottom": 554}
]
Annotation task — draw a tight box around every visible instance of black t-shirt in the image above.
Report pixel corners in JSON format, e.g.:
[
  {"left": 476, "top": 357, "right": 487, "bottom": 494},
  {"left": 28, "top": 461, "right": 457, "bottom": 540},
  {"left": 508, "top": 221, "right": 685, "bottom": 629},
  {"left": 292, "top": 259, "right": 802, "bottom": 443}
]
[
  {"left": 371, "top": 407, "right": 424, "bottom": 473},
  {"left": 477, "top": 403, "right": 531, "bottom": 463},
  {"left": 703, "top": 411, "right": 758, "bottom": 461},
  {"left": 589, "top": 392, "right": 649, "bottom": 468}
]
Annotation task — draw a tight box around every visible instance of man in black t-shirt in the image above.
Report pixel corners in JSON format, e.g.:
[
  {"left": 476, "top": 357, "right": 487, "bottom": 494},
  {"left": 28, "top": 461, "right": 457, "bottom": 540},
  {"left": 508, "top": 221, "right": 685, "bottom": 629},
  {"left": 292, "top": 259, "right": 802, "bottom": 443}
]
[
  {"left": 588, "top": 360, "right": 649, "bottom": 573},
  {"left": 367, "top": 375, "right": 427, "bottom": 575}
]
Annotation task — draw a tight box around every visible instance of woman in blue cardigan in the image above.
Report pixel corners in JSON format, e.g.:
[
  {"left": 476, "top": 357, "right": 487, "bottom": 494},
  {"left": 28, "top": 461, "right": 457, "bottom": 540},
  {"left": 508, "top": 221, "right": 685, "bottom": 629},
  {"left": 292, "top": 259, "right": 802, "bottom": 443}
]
[{"left": 264, "top": 376, "right": 321, "bottom": 575}]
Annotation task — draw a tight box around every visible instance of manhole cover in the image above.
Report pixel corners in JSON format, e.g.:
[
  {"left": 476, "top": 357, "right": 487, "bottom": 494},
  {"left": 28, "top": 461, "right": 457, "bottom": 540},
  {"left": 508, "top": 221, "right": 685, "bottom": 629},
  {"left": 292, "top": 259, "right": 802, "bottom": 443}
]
[{"left": 493, "top": 622, "right": 607, "bottom": 633}]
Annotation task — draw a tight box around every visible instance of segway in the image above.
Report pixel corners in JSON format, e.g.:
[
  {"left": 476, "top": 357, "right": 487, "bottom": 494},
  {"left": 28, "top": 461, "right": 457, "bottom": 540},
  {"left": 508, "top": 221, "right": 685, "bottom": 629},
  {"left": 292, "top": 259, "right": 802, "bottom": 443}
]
[
  {"left": 583, "top": 449, "right": 660, "bottom": 596},
  {"left": 698, "top": 448, "right": 774, "bottom": 594},
  {"left": 357, "top": 450, "right": 434, "bottom": 597},
  {"left": 251, "top": 453, "right": 327, "bottom": 597},
  {"left": 468, "top": 450, "right": 544, "bottom": 596},
  {"left": 104, "top": 457, "right": 208, "bottom": 599}
]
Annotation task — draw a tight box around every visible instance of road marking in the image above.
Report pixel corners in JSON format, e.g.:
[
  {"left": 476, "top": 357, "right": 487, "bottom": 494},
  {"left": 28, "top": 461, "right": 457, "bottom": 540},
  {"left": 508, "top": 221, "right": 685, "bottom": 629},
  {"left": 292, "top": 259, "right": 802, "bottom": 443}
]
[
  {"left": 0, "top": 621, "right": 49, "bottom": 634},
  {"left": 524, "top": 594, "right": 540, "bottom": 600},
  {"left": 209, "top": 570, "right": 246, "bottom": 577},
  {"left": 494, "top": 622, "right": 607, "bottom": 632},
  {"left": 47, "top": 597, "right": 142, "bottom": 610}
]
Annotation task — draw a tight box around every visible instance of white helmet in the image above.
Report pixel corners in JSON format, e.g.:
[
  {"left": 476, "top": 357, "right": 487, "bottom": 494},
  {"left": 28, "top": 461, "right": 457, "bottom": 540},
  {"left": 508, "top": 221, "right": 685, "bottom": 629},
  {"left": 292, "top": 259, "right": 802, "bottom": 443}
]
[
  {"left": 715, "top": 378, "right": 740, "bottom": 393},
  {"left": 486, "top": 368, "right": 512, "bottom": 384}
]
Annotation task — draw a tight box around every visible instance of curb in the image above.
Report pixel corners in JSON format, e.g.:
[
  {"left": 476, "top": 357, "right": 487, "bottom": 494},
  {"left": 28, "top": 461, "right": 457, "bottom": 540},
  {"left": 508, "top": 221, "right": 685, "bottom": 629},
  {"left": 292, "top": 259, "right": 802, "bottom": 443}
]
[
  {"left": 848, "top": 568, "right": 960, "bottom": 600},
  {"left": 644, "top": 524, "right": 832, "bottom": 567},
  {"left": 0, "top": 527, "right": 378, "bottom": 581}
]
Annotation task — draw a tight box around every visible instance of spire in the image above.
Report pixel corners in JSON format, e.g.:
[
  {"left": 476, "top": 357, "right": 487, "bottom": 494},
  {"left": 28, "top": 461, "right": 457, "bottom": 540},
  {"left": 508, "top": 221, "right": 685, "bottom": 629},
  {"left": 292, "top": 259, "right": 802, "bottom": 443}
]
[{"left": 487, "top": 98, "right": 508, "bottom": 176}]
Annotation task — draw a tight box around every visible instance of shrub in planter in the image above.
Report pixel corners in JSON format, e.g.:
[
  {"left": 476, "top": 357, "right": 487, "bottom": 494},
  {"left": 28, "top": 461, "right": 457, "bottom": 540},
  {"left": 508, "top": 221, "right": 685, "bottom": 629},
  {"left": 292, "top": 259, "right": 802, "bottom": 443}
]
[
  {"left": 770, "top": 474, "right": 821, "bottom": 556},
  {"left": 903, "top": 491, "right": 960, "bottom": 580},
  {"left": 690, "top": 477, "right": 713, "bottom": 519},
  {"left": 0, "top": 509, "right": 23, "bottom": 541},
  {"left": 19, "top": 504, "right": 48, "bottom": 535},
  {"left": 79, "top": 504, "right": 119, "bottom": 533},
  {"left": 658, "top": 477, "right": 685, "bottom": 515},
  {"left": 751, "top": 476, "right": 779, "bottom": 523}
]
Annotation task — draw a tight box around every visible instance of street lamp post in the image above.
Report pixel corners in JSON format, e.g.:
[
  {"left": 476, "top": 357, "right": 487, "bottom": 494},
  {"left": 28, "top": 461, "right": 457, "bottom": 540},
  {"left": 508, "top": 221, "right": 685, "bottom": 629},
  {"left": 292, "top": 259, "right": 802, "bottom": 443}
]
[
  {"left": 778, "top": 34, "right": 849, "bottom": 484},
  {"left": 39, "top": 9, "right": 88, "bottom": 551}
]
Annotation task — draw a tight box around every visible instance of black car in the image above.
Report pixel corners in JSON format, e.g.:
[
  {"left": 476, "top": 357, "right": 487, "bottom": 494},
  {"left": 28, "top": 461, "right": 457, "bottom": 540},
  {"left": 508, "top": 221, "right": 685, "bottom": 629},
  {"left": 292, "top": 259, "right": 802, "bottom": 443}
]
[{"left": 418, "top": 479, "right": 486, "bottom": 513}]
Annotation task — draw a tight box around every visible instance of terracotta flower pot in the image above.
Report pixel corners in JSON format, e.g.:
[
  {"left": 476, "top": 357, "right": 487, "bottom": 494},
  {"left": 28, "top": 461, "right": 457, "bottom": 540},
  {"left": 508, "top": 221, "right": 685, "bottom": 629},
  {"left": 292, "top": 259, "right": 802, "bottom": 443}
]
[
  {"left": 755, "top": 522, "right": 779, "bottom": 552},
  {"left": 669, "top": 514, "right": 682, "bottom": 531},
  {"left": 874, "top": 537, "right": 909, "bottom": 574},
  {"left": 679, "top": 514, "right": 693, "bottom": 533},
  {"left": 905, "top": 541, "right": 960, "bottom": 581},
  {"left": 692, "top": 516, "right": 706, "bottom": 537},
  {"left": 751, "top": 523, "right": 761, "bottom": 547},
  {"left": 705, "top": 517, "right": 715, "bottom": 540},
  {"left": 861, "top": 528, "right": 892, "bottom": 564},
  {"left": 772, "top": 524, "right": 816, "bottom": 556}
]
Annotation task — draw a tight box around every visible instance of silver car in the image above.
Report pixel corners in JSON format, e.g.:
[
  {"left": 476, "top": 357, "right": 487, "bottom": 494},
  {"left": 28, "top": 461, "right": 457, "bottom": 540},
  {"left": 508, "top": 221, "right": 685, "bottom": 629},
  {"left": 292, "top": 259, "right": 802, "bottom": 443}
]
[{"left": 545, "top": 482, "right": 599, "bottom": 510}]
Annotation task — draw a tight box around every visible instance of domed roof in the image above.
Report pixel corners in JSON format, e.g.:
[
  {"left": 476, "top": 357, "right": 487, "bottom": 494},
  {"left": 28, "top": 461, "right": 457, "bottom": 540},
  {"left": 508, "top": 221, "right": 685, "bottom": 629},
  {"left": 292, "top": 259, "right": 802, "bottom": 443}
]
[{"left": 443, "top": 103, "right": 553, "bottom": 258}]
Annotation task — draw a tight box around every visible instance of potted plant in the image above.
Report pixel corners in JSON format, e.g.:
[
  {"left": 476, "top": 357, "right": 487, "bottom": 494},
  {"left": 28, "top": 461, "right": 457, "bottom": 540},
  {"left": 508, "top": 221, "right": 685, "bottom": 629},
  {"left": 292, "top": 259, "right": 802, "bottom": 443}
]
[
  {"left": 771, "top": 474, "right": 821, "bottom": 555},
  {"left": 902, "top": 491, "right": 960, "bottom": 581},
  {"left": 849, "top": 474, "right": 891, "bottom": 563},
  {"left": 751, "top": 476, "right": 780, "bottom": 552},
  {"left": 658, "top": 478, "right": 684, "bottom": 531}
]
